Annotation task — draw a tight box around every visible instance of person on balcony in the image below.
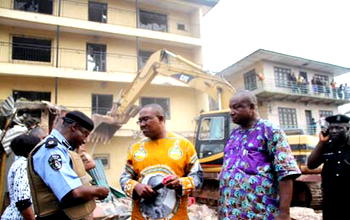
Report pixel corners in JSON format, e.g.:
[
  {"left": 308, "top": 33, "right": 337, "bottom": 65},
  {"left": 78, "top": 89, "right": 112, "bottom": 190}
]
[{"left": 330, "top": 80, "right": 337, "bottom": 99}]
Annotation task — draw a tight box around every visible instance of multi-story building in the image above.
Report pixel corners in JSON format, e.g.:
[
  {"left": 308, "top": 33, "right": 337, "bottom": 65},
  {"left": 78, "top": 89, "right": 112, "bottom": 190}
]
[
  {"left": 220, "top": 49, "right": 350, "bottom": 134},
  {"left": 0, "top": 0, "right": 218, "bottom": 188}
]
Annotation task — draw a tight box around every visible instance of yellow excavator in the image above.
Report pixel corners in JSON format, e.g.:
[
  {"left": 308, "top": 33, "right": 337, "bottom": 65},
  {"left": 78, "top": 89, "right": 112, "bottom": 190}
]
[{"left": 88, "top": 49, "right": 234, "bottom": 144}]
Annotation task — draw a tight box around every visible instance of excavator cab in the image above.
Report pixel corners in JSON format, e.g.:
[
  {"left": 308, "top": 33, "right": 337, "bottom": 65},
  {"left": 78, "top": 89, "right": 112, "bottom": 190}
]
[{"left": 195, "top": 110, "right": 237, "bottom": 173}]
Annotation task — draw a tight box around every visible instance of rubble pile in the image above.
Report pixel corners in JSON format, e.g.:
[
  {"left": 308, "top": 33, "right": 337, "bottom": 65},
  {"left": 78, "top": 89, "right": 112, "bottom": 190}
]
[
  {"left": 188, "top": 204, "right": 217, "bottom": 220},
  {"left": 290, "top": 207, "right": 322, "bottom": 220},
  {"left": 93, "top": 197, "right": 132, "bottom": 220}
]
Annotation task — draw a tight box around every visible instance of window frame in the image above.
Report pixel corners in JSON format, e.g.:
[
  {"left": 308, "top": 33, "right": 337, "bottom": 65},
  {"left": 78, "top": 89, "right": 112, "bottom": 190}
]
[
  {"left": 88, "top": 1, "right": 108, "bottom": 23},
  {"left": 139, "top": 9, "right": 168, "bottom": 32},
  {"left": 91, "top": 94, "right": 113, "bottom": 115},
  {"left": 274, "top": 66, "right": 291, "bottom": 88},
  {"left": 319, "top": 110, "right": 333, "bottom": 118},
  {"left": 140, "top": 97, "right": 171, "bottom": 119},
  {"left": 278, "top": 107, "right": 298, "bottom": 129},
  {"left": 86, "top": 43, "right": 107, "bottom": 72},
  {"left": 12, "top": 36, "right": 52, "bottom": 63},
  {"left": 14, "top": 0, "right": 53, "bottom": 14},
  {"left": 244, "top": 69, "right": 257, "bottom": 91}
]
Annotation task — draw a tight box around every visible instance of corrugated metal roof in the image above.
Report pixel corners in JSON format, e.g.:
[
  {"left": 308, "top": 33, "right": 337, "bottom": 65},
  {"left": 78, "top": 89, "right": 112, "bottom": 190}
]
[{"left": 220, "top": 49, "right": 350, "bottom": 77}]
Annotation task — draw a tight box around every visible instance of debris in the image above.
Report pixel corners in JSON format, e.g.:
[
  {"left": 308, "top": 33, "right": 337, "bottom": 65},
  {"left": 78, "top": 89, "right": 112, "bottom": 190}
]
[
  {"left": 290, "top": 207, "right": 322, "bottom": 220},
  {"left": 93, "top": 197, "right": 132, "bottom": 220},
  {"left": 188, "top": 204, "right": 217, "bottom": 220}
]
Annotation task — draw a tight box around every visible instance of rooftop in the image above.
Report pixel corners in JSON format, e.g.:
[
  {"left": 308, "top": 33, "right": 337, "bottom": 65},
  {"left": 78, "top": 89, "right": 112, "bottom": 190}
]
[{"left": 220, "top": 49, "right": 350, "bottom": 77}]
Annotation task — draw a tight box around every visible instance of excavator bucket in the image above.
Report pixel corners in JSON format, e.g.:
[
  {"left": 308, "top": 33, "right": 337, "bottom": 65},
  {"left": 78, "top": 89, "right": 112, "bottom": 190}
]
[{"left": 89, "top": 105, "right": 140, "bottom": 144}]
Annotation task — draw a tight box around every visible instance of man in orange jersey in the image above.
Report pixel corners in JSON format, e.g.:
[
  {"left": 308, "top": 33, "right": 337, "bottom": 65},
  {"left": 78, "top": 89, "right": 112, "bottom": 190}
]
[{"left": 120, "top": 104, "right": 203, "bottom": 220}]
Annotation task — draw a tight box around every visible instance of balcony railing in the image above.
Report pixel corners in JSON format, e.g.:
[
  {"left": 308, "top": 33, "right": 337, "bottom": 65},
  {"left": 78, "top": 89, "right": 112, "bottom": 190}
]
[
  {"left": 0, "top": 41, "right": 200, "bottom": 74},
  {"left": 0, "top": 41, "right": 137, "bottom": 73},
  {"left": 0, "top": 0, "right": 200, "bottom": 38},
  {"left": 246, "top": 78, "right": 350, "bottom": 101}
]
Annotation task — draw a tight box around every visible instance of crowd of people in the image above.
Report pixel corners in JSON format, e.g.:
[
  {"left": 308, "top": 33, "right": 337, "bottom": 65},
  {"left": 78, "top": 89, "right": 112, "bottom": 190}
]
[
  {"left": 1, "top": 90, "right": 349, "bottom": 220},
  {"left": 287, "top": 73, "right": 350, "bottom": 99}
]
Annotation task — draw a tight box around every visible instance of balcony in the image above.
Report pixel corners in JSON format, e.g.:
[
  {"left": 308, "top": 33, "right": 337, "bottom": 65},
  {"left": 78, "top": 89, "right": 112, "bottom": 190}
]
[
  {"left": 246, "top": 78, "right": 350, "bottom": 106},
  {"left": 0, "top": 0, "right": 201, "bottom": 41},
  {"left": 0, "top": 41, "right": 195, "bottom": 86}
]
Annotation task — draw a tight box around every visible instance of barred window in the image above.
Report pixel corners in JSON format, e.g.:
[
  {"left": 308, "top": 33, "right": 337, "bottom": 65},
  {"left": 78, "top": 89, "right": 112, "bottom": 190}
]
[
  {"left": 87, "top": 43, "right": 106, "bottom": 72},
  {"left": 140, "top": 97, "right": 170, "bottom": 119},
  {"left": 274, "top": 67, "right": 291, "bottom": 88},
  {"left": 12, "top": 36, "right": 51, "bottom": 62},
  {"left": 92, "top": 94, "right": 113, "bottom": 115},
  {"left": 88, "top": 1, "right": 107, "bottom": 23},
  {"left": 14, "top": 0, "right": 53, "bottom": 14},
  {"left": 244, "top": 69, "right": 257, "bottom": 91},
  {"left": 139, "top": 10, "right": 167, "bottom": 32},
  {"left": 278, "top": 107, "right": 298, "bottom": 129},
  {"left": 319, "top": 110, "right": 333, "bottom": 118}
]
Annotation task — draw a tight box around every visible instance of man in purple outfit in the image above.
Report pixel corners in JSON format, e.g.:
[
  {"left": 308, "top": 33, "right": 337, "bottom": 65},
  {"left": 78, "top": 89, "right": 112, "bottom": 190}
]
[{"left": 219, "top": 90, "right": 301, "bottom": 220}]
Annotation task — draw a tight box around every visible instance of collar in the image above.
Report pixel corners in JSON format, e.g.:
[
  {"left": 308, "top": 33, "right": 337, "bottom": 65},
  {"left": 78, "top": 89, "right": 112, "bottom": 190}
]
[{"left": 50, "top": 129, "right": 72, "bottom": 150}]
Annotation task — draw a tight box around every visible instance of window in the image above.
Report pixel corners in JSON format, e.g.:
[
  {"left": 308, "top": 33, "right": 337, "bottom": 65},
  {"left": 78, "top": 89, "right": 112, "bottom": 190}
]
[
  {"left": 92, "top": 94, "right": 113, "bottom": 115},
  {"left": 274, "top": 67, "right": 291, "bottom": 88},
  {"left": 12, "top": 36, "right": 51, "bottom": 62},
  {"left": 87, "top": 43, "right": 106, "bottom": 72},
  {"left": 93, "top": 154, "right": 110, "bottom": 169},
  {"left": 278, "top": 107, "right": 298, "bottom": 129},
  {"left": 14, "top": 0, "right": 53, "bottom": 14},
  {"left": 138, "top": 50, "right": 153, "bottom": 69},
  {"left": 319, "top": 110, "right": 333, "bottom": 118},
  {"left": 177, "top": 23, "right": 186, "bottom": 31},
  {"left": 13, "top": 90, "right": 51, "bottom": 102},
  {"left": 139, "top": 10, "right": 167, "bottom": 32},
  {"left": 88, "top": 1, "right": 107, "bottom": 23},
  {"left": 244, "top": 69, "right": 257, "bottom": 91},
  {"left": 140, "top": 97, "right": 170, "bottom": 119},
  {"left": 198, "top": 116, "right": 225, "bottom": 140}
]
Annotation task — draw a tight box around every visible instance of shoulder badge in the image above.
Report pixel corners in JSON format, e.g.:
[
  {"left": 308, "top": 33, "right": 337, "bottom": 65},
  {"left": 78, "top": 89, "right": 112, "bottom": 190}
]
[
  {"left": 48, "top": 154, "right": 62, "bottom": 171},
  {"left": 45, "top": 137, "right": 58, "bottom": 148}
]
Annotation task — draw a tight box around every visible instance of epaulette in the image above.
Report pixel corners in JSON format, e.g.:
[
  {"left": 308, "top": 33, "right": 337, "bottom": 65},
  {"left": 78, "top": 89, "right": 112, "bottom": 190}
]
[{"left": 45, "top": 137, "right": 58, "bottom": 148}]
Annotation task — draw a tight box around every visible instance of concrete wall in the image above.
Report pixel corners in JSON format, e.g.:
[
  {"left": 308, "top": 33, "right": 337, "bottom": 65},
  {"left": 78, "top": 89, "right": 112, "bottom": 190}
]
[{"left": 262, "top": 100, "right": 337, "bottom": 131}]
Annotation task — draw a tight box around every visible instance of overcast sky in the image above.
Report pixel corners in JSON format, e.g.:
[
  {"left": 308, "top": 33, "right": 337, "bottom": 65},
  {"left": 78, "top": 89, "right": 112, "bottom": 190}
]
[{"left": 201, "top": 0, "right": 350, "bottom": 113}]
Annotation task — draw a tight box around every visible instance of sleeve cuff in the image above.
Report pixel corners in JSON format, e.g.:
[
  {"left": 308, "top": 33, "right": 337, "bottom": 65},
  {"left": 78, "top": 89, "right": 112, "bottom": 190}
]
[
  {"left": 124, "top": 179, "right": 139, "bottom": 198},
  {"left": 277, "top": 171, "right": 302, "bottom": 181},
  {"left": 179, "top": 177, "right": 195, "bottom": 196},
  {"left": 15, "top": 199, "right": 32, "bottom": 212}
]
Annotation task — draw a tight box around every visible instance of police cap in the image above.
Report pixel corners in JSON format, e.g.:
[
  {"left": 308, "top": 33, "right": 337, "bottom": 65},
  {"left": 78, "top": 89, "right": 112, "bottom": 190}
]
[
  {"left": 325, "top": 114, "right": 350, "bottom": 125},
  {"left": 63, "top": 111, "right": 94, "bottom": 131}
]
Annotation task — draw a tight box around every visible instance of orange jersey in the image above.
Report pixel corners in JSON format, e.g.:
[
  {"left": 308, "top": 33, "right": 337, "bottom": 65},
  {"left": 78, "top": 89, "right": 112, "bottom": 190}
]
[{"left": 120, "top": 132, "right": 202, "bottom": 220}]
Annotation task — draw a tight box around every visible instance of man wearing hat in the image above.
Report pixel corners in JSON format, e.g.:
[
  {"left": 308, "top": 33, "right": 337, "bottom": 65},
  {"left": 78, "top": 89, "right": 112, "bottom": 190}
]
[
  {"left": 28, "top": 111, "right": 109, "bottom": 220},
  {"left": 307, "top": 114, "right": 350, "bottom": 220}
]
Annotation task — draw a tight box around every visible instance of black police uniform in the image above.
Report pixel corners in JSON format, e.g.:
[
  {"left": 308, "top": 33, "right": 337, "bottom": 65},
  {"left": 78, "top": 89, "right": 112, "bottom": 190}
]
[
  {"left": 321, "top": 114, "right": 350, "bottom": 220},
  {"left": 321, "top": 141, "right": 350, "bottom": 220}
]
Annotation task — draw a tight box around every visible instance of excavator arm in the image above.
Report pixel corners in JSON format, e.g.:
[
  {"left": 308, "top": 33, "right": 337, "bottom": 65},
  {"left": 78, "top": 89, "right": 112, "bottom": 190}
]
[{"left": 88, "top": 49, "right": 235, "bottom": 144}]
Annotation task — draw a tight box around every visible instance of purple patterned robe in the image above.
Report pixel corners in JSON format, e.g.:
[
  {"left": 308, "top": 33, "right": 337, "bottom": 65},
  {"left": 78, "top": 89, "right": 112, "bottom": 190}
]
[{"left": 219, "top": 119, "right": 301, "bottom": 220}]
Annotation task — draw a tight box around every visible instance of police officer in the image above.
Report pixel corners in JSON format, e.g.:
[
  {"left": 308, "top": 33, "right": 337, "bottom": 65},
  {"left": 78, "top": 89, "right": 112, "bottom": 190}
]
[
  {"left": 307, "top": 114, "right": 350, "bottom": 220},
  {"left": 28, "top": 111, "right": 109, "bottom": 220}
]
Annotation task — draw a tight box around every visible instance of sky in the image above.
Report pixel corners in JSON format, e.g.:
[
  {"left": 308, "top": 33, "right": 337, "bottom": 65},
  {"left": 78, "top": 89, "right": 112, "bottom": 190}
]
[{"left": 201, "top": 0, "right": 350, "bottom": 113}]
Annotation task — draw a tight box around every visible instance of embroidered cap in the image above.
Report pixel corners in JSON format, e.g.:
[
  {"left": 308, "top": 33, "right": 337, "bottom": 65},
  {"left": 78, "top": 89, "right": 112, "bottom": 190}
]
[
  {"left": 325, "top": 114, "right": 350, "bottom": 125},
  {"left": 63, "top": 111, "right": 94, "bottom": 131}
]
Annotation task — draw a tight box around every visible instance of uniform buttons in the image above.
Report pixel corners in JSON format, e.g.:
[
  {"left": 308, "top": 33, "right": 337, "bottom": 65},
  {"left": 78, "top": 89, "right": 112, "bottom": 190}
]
[{"left": 336, "top": 174, "right": 340, "bottom": 177}]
